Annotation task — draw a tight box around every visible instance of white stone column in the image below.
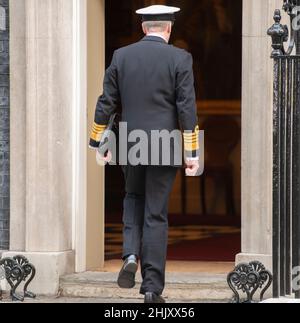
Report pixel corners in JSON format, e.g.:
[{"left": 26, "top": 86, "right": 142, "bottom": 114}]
[
  {"left": 9, "top": 0, "right": 26, "bottom": 252},
  {"left": 5, "top": 0, "right": 76, "bottom": 295},
  {"left": 237, "top": 0, "right": 285, "bottom": 271}
]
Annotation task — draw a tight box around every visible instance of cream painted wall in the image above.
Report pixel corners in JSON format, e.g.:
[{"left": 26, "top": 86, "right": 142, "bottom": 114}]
[
  {"left": 86, "top": 0, "right": 106, "bottom": 270},
  {"left": 237, "top": 0, "right": 285, "bottom": 268}
]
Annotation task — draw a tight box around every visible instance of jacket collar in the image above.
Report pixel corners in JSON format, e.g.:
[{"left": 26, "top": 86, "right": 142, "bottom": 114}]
[{"left": 141, "top": 35, "right": 168, "bottom": 44}]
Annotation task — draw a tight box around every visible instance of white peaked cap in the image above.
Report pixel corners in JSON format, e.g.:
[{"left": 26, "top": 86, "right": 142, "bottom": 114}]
[{"left": 136, "top": 5, "right": 181, "bottom": 15}]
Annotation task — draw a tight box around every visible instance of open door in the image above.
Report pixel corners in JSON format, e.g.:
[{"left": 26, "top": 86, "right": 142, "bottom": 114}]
[{"left": 104, "top": 0, "right": 242, "bottom": 263}]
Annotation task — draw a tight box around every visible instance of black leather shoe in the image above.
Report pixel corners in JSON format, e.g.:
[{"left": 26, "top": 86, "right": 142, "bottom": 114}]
[
  {"left": 144, "top": 292, "right": 166, "bottom": 304},
  {"left": 117, "top": 256, "right": 138, "bottom": 289}
]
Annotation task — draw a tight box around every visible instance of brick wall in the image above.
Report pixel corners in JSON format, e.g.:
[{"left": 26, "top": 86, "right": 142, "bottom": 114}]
[{"left": 0, "top": 0, "right": 9, "bottom": 250}]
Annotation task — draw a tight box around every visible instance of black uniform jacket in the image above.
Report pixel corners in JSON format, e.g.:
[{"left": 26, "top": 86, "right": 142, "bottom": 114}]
[{"left": 90, "top": 35, "right": 199, "bottom": 166}]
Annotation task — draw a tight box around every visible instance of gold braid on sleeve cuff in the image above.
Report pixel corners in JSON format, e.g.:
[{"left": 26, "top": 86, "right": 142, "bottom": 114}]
[
  {"left": 183, "top": 126, "right": 200, "bottom": 152},
  {"left": 89, "top": 122, "right": 107, "bottom": 148}
]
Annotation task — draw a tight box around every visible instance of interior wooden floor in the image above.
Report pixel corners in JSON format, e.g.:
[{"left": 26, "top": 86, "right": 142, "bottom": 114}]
[{"left": 99, "top": 260, "right": 234, "bottom": 274}]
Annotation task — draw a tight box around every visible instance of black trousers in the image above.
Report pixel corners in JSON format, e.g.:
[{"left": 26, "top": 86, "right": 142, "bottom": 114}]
[{"left": 122, "top": 165, "right": 178, "bottom": 295}]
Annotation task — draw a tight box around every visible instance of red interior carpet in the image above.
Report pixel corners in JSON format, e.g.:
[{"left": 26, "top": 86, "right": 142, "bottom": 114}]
[
  {"left": 106, "top": 213, "right": 241, "bottom": 227},
  {"left": 105, "top": 213, "right": 241, "bottom": 262},
  {"left": 167, "top": 233, "right": 241, "bottom": 262}
]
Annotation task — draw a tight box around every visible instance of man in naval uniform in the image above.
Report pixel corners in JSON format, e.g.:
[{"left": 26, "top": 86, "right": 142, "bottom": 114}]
[{"left": 89, "top": 5, "right": 200, "bottom": 303}]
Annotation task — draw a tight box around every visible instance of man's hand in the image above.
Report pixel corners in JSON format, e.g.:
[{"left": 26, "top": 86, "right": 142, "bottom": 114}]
[
  {"left": 185, "top": 158, "right": 200, "bottom": 177},
  {"left": 96, "top": 150, "right": 112, "bottom": 166}
]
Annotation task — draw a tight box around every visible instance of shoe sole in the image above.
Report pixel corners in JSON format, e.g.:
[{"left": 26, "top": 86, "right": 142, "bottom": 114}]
[
  {"left": 144, "top": 294, "right": 154, "bottom": 304},
  {"left": 144, "top": 293, "right": 166, "bottom": 304},
  {"left": 117, "top": 262, "right": 138, "bottom": 289}
]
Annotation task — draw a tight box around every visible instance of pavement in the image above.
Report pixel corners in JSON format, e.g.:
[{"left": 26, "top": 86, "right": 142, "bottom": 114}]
[
  {"left": 1, "top": 294, "right": 300, "bottom": 303},
  {"left": 261, "top": 298, "right": 300, "bottom": 303},
  {"left": 0, "top": 296, "right": 227, "bottom": 303}
]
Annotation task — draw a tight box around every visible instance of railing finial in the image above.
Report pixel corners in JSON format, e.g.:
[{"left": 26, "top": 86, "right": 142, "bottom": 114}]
[{"left": 267, "top": 10, "right": 288, "bottom": 58}]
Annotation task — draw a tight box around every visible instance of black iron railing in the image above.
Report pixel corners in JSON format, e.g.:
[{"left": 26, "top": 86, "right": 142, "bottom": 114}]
[{"left": 268, "top": 0, "right": 300, "bottom": 299}]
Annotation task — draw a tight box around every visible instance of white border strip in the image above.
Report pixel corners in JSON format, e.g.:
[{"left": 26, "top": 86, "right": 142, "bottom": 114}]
[{"left": 72, "top": 0, "right": 87, "bottom": 273}]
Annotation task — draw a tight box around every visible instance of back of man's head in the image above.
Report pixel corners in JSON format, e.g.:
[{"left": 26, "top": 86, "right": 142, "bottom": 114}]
[{"left": 142, "top": 21, "right": 171, "bottom": 33}]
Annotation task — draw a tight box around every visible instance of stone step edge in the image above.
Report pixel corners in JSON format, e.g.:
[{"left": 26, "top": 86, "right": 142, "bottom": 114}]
[
  {"left": 60, "top": 280, "right": 229, "bottom": 289},
  {"left": 60, "top": 282, "right": 233, "bottom": 301},
  {"left": 60, "top": 273, "right": 229, "bottom": 287}
]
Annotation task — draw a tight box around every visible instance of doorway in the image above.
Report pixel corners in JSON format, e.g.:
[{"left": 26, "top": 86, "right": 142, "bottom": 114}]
[{"left": 104, "top": 0, "right": 242, "bottom": 262}]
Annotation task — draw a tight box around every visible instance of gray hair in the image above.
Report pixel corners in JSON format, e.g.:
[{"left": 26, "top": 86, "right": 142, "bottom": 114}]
[{"left": 142, "top": 21, "right": 171, "bottom": 33}]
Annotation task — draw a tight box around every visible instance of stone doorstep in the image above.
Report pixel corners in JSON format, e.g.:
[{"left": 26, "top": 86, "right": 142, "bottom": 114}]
[{"left": 59, "top": 272, "right": 232, "bottom": 302}]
